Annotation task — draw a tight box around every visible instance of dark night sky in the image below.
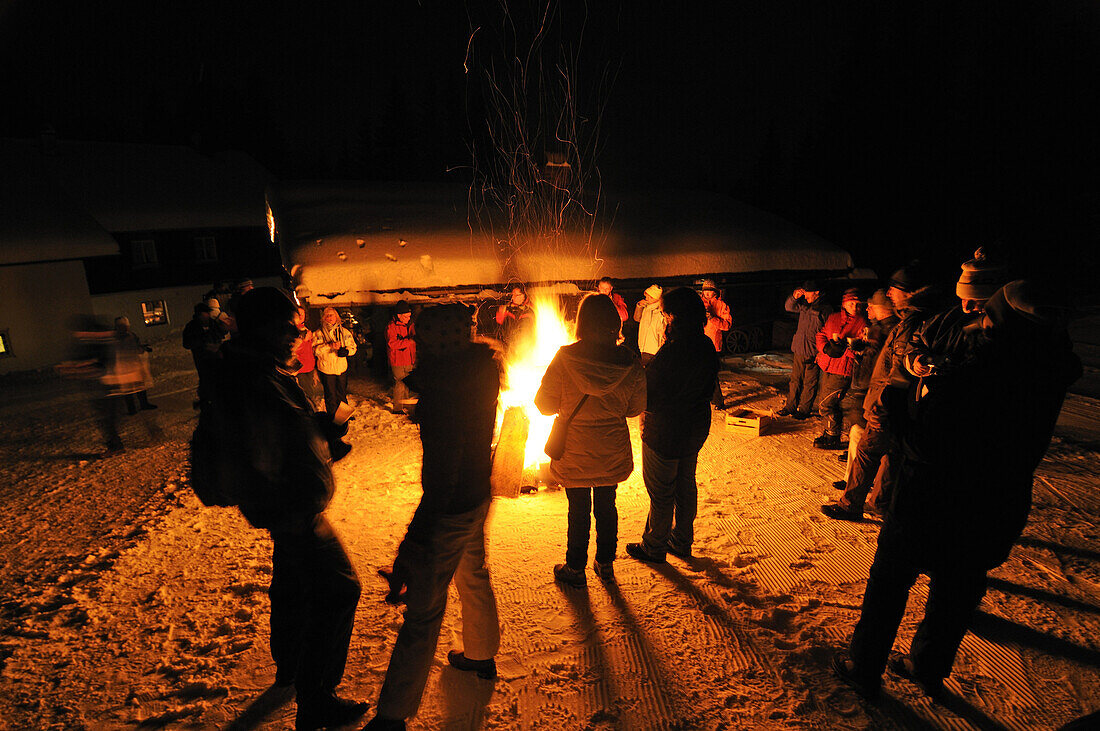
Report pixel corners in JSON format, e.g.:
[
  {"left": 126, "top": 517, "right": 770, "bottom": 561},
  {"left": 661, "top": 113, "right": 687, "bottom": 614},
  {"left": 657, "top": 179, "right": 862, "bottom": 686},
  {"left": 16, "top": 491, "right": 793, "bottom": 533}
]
[{"left": 2, "top": 0, "right": 1098, "bottom": 290}]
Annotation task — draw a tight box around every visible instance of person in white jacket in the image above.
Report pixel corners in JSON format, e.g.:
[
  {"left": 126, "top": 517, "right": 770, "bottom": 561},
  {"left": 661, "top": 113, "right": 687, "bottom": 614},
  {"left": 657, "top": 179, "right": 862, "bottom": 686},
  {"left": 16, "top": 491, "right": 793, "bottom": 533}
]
[
  {"left": 633, "top": 284, "right": 665, "bottom": 366},
  {"left": 313, "top": 307, "right": 358, "bottom": 417}
]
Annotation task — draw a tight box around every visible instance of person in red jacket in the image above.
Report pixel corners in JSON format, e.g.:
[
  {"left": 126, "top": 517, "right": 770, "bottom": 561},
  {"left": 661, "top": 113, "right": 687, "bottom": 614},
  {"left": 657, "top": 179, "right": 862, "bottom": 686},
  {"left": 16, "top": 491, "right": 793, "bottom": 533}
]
[
  {"left": 813, "top": 288, "right": 868, "bottom": 448},
  {"left": 386, "top": 301, "right": 416, "bottom": 414},
  {"left": 700, "top": 279, "right": 732, "bottom": 409},
  {"left": 292, "top": 306, "right": 322, "bottom": 411},
  {"left": 596, "top": 277, "right": 630, "bottom": 323}
]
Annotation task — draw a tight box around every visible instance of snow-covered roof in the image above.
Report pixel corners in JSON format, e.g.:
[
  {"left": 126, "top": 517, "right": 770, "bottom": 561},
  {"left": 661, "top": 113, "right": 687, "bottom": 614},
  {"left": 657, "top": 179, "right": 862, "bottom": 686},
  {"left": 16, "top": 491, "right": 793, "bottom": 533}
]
[
  {"left": 1, "top": 138, "right": 271, "bottom": 236},
  {"left": 0, "top": 141, "right": 118, "bottom": 265},
  {"left": 272, "top": 182, "right": 853, "bottom": 304}
]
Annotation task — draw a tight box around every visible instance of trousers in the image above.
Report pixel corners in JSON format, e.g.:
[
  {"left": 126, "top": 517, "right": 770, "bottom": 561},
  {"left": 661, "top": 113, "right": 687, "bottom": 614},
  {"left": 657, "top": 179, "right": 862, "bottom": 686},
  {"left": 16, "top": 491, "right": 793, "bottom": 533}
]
[
  {"left": 377, "top": 502, "right": 500, "bottom": 720},
  {"left": 640, "top": 443, "right": 699, "bottom": 557},
  {"left": 565, "top": 485, "right": 618, "bottom": 569},
  {"left": 786, "top": 354, "right": 819, "bottom": 413},
  {"left": 268, "top": 515, "right": 361, "bottom": 702}
]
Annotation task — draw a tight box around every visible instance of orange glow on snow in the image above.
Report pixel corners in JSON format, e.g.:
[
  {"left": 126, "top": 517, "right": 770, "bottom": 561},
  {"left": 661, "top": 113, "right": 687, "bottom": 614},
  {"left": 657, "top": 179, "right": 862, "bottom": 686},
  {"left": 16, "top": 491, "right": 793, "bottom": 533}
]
[{"left": 498, "top": 296, "right": 574, "bottom": 468}]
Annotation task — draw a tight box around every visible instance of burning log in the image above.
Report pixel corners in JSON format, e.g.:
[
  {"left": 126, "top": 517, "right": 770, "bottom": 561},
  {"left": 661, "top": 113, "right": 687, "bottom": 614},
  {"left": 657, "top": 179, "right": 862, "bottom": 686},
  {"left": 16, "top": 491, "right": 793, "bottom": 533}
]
[{"left": 491, "top": 406, "right": 530, "bottom": 498}]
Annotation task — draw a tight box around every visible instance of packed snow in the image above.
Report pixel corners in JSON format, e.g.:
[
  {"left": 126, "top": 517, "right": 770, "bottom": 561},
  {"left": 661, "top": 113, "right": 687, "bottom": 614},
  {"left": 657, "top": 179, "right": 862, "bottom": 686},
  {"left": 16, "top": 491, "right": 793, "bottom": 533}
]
[{"left": 1, "top": 334, "right": 1098, "bottom": 730}]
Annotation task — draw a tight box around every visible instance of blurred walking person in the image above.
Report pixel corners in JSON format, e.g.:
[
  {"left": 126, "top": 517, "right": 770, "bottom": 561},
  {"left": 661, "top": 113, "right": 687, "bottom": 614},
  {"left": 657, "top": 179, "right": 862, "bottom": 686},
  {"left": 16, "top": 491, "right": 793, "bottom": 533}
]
[
  {"left": 626, "top": 287, "right": 718, "bottom": 564},
  {"left": 386, "top": 301, "right": 416, "bottom": 414},
  {"left": 61, "top": 316, "right": 124, "bottom": 455},
  {"left": 113, "top": 316, "right": 157, "bottom": 414},
  {"left": 314, "top": 306, "right": 357, "bottom": 418},
  {"left": 633, "top": 284, "right": 665, "bottom": 366},
  {"left": 777, "top": 281, "right": 831, "bottom": 418},
  {"left": 535, "top": 294, "right": 646, "bottom": 586},
  {"left": 366, "top": 305, "right": 502, "bottom": 731},
  {"left": 200, "top": 287, "right": 366, "bottom": 730}
]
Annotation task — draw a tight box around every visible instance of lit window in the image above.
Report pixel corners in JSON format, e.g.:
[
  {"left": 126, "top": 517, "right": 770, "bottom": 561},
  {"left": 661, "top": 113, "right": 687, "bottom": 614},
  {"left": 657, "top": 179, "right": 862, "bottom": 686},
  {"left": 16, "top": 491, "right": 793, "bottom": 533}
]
[
  {"left": 194, "top": 236, "right": 218, "bottom": 262},
  {"left": 132, "top": 239, "right": 158, "bottom": 268},
  {"left": 141, "top": 301, "right": 169, "bottom": 326},
  {"left": 0, "top": 330, "right": 12, "bottom": 358}
]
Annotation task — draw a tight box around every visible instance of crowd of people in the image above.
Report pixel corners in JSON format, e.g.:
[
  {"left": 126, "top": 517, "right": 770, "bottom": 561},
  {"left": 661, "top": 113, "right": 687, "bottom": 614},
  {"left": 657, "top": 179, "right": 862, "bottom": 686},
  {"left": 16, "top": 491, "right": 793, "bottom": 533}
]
[{"left": 174, "top": 254, "right": 1077, "bottom": 729}]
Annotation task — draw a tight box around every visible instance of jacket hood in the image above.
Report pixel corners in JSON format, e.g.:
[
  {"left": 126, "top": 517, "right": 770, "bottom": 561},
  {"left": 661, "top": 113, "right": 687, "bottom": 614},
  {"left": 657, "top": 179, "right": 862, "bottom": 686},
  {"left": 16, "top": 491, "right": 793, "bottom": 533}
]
[
  {"left": 557, "top": 341, "right": 638, "bottom": 396},
  {"left": 899, "top": 286, "right": 942, "bottom": 314}
]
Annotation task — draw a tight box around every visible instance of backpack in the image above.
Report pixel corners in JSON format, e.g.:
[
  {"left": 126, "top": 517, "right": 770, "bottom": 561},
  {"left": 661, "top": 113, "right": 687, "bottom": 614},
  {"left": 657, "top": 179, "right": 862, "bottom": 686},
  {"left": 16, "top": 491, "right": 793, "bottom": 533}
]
[{"left": 188, "top": 406, "right": 238, "bottom": 507}]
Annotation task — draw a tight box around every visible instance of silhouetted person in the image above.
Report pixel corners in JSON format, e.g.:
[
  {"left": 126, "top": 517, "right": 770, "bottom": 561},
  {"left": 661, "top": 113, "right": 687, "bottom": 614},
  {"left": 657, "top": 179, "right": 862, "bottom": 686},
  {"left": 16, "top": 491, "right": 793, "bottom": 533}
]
[
  {"left": 833, "top": 280, "right": 1080, "bottom": 700},
  {"left": 536, "top": 294, "right": 646, "bottom": 586},
  {"left": 366, "top": 305, "right": 502, "bottom": 731},
  {"left": 822, "top": 262, "right": 941, "bottom": 521},
  {"left": 182, "top": 302, "right": 227, "bottom": 408},
  {"left": 626, "top": 287, "right": 718, "bottom": 564},
  {"left": 778, "top": 280, "right": 831, "bottom": 418},
  {"left": 494, "top": 284, "right": 534, "bottom": 347},
  {"left": 203, "top": 287, "right": 366, "bottom": 730}
]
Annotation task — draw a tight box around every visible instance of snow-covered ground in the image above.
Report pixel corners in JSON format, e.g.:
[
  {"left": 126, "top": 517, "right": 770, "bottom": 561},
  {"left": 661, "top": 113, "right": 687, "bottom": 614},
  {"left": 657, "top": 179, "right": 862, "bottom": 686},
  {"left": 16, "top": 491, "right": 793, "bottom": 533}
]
[{"left": 1, "top": 339, "right": 1098, "bottom": 730}]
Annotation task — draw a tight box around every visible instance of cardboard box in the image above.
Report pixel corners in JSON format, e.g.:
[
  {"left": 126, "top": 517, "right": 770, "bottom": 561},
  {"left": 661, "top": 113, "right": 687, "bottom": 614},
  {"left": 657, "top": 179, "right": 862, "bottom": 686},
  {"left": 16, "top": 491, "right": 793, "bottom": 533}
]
[{"left": 725, "top": 408, "right": 771, "bottom": 436}]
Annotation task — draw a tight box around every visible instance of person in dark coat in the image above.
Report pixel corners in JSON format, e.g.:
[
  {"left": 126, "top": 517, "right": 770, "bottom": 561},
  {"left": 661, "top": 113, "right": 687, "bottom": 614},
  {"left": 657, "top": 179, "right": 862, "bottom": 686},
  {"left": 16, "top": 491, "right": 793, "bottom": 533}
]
[
  {"left": 832, "top": 279, "right": 1081, "bottom": 701},
  {"left": 813, "top": 289, "right": 868, "bottom": 448},
  {"left": 625, "top": 287, "right": 719, "bottom": 563},
  {"left": 778, "top": 280, "right": 832, "bottom": 418},
  {"left": 535, "top": 294, "right": 647, "bottom": 586},
  {"left": 823, "top": 263, "right": 941, "bottom": 521},
  {"left": 182, "top": 302, "right": 228, "bottom": 408},
  {"left": 367, "top": 305, "right": 502, "bottom": 730},
  {"left": 203, "top": 287, "right": 366, "bottom": 731}
]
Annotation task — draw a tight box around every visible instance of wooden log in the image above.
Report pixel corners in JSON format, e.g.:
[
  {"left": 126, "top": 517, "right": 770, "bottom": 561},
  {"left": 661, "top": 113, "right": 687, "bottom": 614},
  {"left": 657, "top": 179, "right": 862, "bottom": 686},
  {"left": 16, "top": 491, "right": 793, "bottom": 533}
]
[{"left": 491, "top": 406, "right": 530, "bottom": 498}]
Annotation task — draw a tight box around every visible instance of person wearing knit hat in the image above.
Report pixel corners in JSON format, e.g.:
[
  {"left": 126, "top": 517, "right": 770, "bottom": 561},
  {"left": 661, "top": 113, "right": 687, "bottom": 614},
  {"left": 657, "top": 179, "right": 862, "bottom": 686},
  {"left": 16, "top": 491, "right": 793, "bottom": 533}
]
[
  {"left": 832, "top": 278, "right": 1080, "bottom": 702},
  {"left": 633, "top": 284, "right": 666, "bottom": 366},
  {"left": 386, "top": 301, "right": 416, "bottom": 414},
  {"left": 813, "top": 289, "right": 868, "bottom": 449},
  {"left": 368, "top": 305, "right": 504, "bottom": 728},
  {"left": 905, "top": 248, "right": 1006, "bottom": 379},
  {"left": 778, "top": 281, "right": 833, "bottom": 418}
]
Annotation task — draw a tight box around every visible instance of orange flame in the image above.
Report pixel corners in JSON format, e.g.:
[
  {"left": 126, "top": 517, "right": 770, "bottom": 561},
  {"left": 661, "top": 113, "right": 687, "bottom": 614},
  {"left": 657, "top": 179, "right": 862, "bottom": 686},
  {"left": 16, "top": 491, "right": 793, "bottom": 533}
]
[{"left": 498, "top": 295, "right": 575, "bottom": 468}]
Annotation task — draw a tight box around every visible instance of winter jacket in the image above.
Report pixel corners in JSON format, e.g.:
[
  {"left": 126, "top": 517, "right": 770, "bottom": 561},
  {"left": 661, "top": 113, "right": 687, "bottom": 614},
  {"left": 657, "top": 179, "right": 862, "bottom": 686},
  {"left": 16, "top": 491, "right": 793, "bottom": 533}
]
[
  {"left": 850, "top": 314, "right": 898, "bottom": 392},
  {"left": 385, "top": 319, "right": 416, "bottom": 368},
  {"left": 904, "top": 305, "right": 983, "bottom": 378},
  {"left": 815, "top": 310, "right": 868, "bottom": 376},
  {"left": 862, "top": 287, "right": 944, "bottom": 427},
  {"left": 182, "top": 317, "right": 227, "bottom": 365},
  {"left": 313, "top": 324, "right": 357, "bottom": 375},
  {"left": 642, "top": 330, "right": 718, "bottom": 458},
  {"left": 634, "top": 299, "right": 666, "bottom": 356},
  {"left": 703, "top": 296, "right": 732, "bottom": 352},
  {"left": 608, "top": 292, "right": 629, "bottom": 322},
  {"left": 785, "top": 294, "right": 833, "bottom": 360},
  {"left": 207, "top": 341, "right": 336, "bottom": 532},
  {"left": 535, "top": 340, "right": 647, "bottom": 487},
  {"left": 294, "top": 329, "right": 316, "bottom": 373},
  {"left": 890, "top": 315, "right": 1081, "bottom": 569},
  {"left": 403, "top": 342, "right": 501, "bottom": 520}
]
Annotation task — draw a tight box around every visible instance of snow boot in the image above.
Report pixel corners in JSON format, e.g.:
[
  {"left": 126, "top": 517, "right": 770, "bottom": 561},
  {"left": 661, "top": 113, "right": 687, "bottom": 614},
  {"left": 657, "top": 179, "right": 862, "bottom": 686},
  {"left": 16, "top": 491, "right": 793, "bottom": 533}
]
[
  {"left": 447, "top": 650, "right": 497, "bottom": 679},
  {"left": 831, "top": 652, "right": 880, "bottom": 700},
  {"left": 592, "top": 560, "right": 615, "bottom": 581},
  {"left": 626, "top": 542, "right": 666, "bottom": 564},
  {"left": 813, "top": 433, "right": 842, "bottom": 449},
  {"left": 553, "top": 563, "right": 587, "bottom": 587},
  {"left": 295, "top": 692, "right": 368, "bottom": 731}
]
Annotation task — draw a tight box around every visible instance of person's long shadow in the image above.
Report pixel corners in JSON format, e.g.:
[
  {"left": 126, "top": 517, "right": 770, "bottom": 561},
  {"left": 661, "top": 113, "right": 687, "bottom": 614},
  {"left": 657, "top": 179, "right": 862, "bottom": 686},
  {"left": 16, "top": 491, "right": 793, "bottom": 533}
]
[
  {"left": 971, "top": 611, "right": 1100, "bottom": 667},
  {"left": 556, "top": 584, "right": 622, "bottom": 721},
  {"left": 437, "top": 666, "right": 495, "bottom": 730},
  {"left": 223, "top": 684, "right": 295, "bottom": 731},
  {"left": 986, "top": 576, "right": 1100, "bottom": 615},
  {"left": 1017, "top": 536, "right": 1100, "bottom": 562}
]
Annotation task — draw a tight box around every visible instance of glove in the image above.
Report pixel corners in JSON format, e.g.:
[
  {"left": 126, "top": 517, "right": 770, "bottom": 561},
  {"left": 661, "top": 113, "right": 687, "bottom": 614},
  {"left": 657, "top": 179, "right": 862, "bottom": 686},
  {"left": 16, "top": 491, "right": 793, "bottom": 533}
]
[
  {"left": 336, "top": 346, "right": 350, "bottom": 358},
  {"left": 822, "top": 339, "right": 847, "bottom": 358}
]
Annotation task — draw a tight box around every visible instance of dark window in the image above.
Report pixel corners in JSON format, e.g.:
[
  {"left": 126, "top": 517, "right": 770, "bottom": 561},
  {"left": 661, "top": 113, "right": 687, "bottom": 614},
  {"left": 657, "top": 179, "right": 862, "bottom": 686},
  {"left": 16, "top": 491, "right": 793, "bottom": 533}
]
[
  {"left": 0, "top": 329, "right": 12, "bottom": 358},
  {"left": 194, "top": 235, "right": 217, "bottom": 262},
  {"left": 141, "top": 301, "right": 169, "bottom": 326},
  {"left": 132, "top": 239, "right": 158, "bottom": 268}
]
